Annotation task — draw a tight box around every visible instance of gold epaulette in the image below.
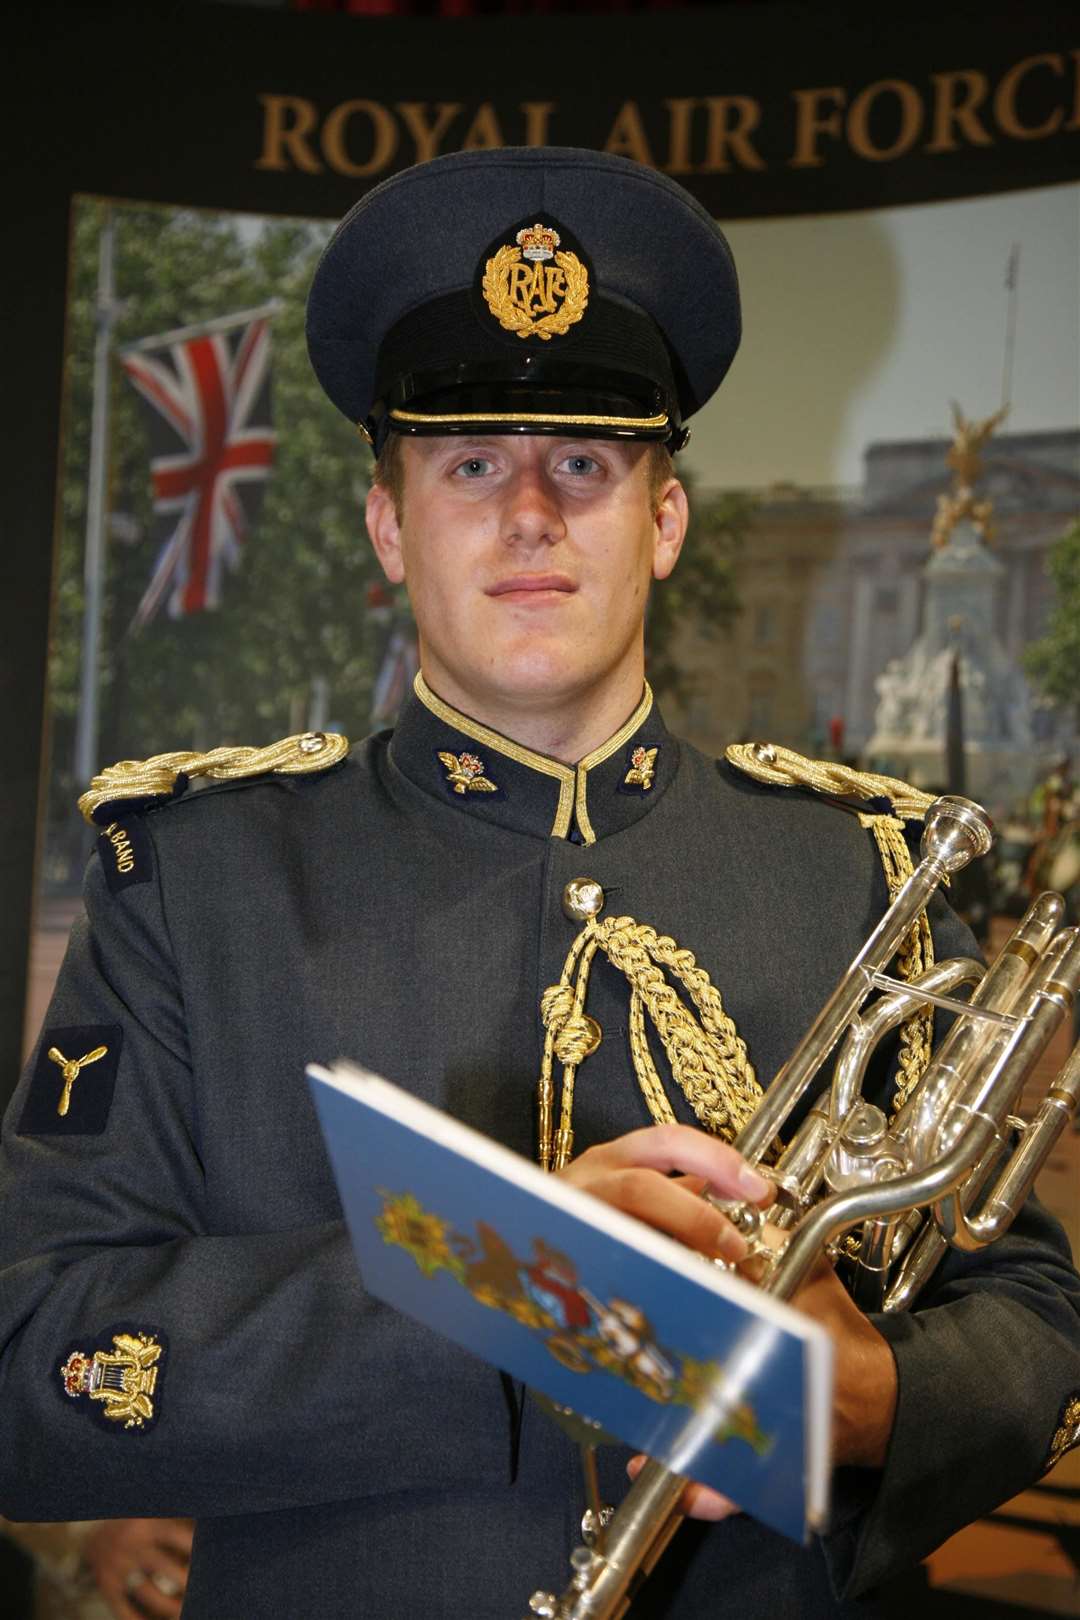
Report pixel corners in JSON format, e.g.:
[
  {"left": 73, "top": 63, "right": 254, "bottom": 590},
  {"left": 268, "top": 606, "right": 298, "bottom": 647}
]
[
  {"left": 78, "top": 731, "right": 350, "bottom": 827},
  {"left": 725, "top": 741, "right": 934, "bottom": 821}
]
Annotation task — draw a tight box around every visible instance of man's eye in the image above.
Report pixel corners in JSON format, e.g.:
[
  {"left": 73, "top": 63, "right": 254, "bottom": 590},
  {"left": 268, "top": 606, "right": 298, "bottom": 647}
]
[
  {"left": 561, "top": 454, "right": 600, "bottom": 476},
  {"left": 454, "top": 457, "right": 494, "bottom": 478}
]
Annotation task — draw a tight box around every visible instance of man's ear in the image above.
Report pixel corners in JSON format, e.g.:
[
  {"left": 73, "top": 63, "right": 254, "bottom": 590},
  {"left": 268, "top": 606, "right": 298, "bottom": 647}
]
[
  {"left": 366, "top": 481, "right": 405, "bottom": 585},
  {"left": 652, "top": 477, "right": 689, "bottom": 582}
]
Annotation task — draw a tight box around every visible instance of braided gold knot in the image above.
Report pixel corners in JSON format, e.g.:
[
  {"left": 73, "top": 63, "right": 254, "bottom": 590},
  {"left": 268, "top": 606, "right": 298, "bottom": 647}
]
[
  {"left": 536, "top": 911, "right": 770, "bottom": 1172},
  {"left": 540, "top": 984, "right": 575, "bottom": 1029},
  {"left": 541, "top": 967, "right": 601, "bottom": 1095},
  {"left": 552, "top": 1013, "right": 602, "bottom": 1066}
]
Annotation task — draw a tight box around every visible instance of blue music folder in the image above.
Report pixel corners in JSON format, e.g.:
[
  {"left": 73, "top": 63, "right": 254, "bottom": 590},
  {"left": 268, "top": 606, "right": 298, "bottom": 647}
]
[{"left": 307, "top": 1062, "right": 833, "bottom": 1542}]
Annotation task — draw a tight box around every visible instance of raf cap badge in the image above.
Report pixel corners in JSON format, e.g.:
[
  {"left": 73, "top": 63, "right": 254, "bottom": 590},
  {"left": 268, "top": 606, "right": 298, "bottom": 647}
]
[
  {"left": 60, "top": 1329, "right": 164, "bottom": 1432},
  {"left": 18, "top": 1025, "right": 123, "bottom": 1137},
  {"left": 480, "top": 219, "right": 590, "bottom": 343}
]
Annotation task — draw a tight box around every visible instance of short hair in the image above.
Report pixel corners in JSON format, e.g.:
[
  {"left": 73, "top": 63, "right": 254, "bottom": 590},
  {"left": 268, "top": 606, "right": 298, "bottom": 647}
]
[
  {"left": 373, "top": 432, "right": 406, "bottom": 518},
  {"left": 373, "top": 437, "right": 676, "bottom": 521}
]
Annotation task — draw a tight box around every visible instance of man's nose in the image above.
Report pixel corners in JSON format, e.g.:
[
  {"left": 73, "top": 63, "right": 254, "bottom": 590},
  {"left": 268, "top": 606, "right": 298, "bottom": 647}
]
[{"left": 501, "top": 462, "right": 567, "bottom": 548}]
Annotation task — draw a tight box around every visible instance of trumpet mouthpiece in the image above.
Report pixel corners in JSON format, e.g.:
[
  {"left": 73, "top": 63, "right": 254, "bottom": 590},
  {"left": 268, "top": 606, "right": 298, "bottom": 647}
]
[{"left": 921, "top": 795, "right": 994, "bottom": 874}]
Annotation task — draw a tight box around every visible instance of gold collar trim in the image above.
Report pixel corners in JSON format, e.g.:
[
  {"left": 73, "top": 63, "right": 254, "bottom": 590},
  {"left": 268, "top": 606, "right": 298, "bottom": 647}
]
[
  {"left": 573, "top": 685, "right": 654, "bottom": 844},
  {"left": 415, "top": 673, "right": 575, "bottom": 836},
  {"left": 413, "top": 675, "right": 653, "bottom": 845}
]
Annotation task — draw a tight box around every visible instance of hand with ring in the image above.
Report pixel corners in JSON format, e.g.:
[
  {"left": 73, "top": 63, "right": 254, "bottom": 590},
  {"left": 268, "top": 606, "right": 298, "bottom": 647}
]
[{"left": 83, "top": 1518, "right": 193, "bottom": 1620}]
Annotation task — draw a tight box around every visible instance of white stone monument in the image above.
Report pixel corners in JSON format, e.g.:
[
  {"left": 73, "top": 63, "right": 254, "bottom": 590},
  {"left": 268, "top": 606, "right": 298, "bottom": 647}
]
[{"left": 866, "top": 407, "right": 1046, "bottom": 815}]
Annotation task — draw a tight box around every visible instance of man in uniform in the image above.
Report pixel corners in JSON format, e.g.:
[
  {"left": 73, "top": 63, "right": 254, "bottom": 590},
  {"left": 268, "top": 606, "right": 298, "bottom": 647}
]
[{"left": 2, "top": 148, "right": 1079, "bottom": 1619}]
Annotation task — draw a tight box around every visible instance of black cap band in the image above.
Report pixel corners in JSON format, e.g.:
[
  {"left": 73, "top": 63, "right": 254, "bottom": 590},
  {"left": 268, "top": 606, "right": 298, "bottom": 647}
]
[{"left": 365, "top": 288, "right": 681, "bottom": 452}]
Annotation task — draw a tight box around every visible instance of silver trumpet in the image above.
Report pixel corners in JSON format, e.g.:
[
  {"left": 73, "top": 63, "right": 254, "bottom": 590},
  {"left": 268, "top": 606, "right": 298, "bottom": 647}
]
[{"left": 526, "top": 795, "right": 1080, "bottom": 1620}]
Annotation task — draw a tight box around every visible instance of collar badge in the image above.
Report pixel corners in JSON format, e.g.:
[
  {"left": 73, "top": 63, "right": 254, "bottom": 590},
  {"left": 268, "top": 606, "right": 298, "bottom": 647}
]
[
  {"left": 60, "top": 1331, "right": 163, "bottom": 1430},
  {"left": 439, "top": 750, "right": 498, "bottom": 795},
  {"left": 482, "top": 221, "right": 589, "bottom": 342},
  {"left": 624, "top": 746, "right": 658, "bottom": 792}
]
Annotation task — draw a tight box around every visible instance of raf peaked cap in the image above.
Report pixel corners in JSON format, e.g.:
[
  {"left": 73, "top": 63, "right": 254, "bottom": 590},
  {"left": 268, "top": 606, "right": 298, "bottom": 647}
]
[{"left": 306, "top": 146, "right": 740, "bottom": 453}]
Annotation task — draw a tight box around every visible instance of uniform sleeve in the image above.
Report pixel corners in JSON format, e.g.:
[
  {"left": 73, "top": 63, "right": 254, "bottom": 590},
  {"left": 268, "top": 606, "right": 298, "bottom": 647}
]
[
  {"left": 0, "top": 834, "right": 510, "bottom": 1522},
  {"left": 825, "top": 887, "right": 1080, "bottom": 1596}
]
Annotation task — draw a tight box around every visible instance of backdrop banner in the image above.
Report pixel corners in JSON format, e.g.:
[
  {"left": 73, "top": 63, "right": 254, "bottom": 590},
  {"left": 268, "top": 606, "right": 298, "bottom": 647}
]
[{"left": 11, "top": 4, "right": 1080, "bottom": 222}]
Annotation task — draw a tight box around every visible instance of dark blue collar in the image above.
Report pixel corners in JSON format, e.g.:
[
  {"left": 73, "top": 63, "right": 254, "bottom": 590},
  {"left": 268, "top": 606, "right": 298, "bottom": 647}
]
[{"left": 388, "top": 674, "right": 679, "bottom": 844}]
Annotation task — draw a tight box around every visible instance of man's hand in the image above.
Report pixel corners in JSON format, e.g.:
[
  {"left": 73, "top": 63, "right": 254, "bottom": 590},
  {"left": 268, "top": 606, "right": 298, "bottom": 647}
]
[
  {"left": 559, "top": 1122, "right": 772, "bottom": 1524},
  {"left": 557, "top": 1123, "right": 775, "bottom": 1265},
  {"left": 561, "top": 1127, "right": 899, "bottom": 1520},
  {"left": 83, "top": 1518, "right": 193, "bottom": 1620},
  {"left": 629, "top": 1248, "right": 900, "bottom": 1519},
  {"left": 786, "top": 1248, "right": 898, "bottom": 1469}
]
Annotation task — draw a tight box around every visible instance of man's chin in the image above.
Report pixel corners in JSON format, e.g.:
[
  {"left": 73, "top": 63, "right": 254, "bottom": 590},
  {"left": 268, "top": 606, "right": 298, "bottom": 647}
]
[
  {"left": 450, "top": 649, "right": 603, "bottom": 717},
  {"left": 480, "top": 662, "right": 589, "bottom": 710}
]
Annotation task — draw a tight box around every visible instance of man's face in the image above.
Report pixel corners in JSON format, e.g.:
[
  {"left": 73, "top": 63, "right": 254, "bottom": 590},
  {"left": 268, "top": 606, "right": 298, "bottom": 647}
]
[{"left": 365, "top": 434, "right": 687, "bottom": 722}]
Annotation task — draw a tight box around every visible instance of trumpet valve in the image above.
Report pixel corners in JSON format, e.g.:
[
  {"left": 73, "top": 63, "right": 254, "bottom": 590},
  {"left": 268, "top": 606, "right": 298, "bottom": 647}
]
[
  {"left": 703, "top": 1193, "right": 764, "bottom": 1238},
  {"left": 581, "top": 1506, "right": 614, "bottom": 1548},
  {"left": 824, "top": 1102, "right": 909, "bottom": 1192}
]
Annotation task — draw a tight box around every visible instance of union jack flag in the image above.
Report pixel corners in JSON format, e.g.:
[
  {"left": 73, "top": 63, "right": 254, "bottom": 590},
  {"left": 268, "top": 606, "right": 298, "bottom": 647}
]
[{"left": 120, "top": 309, "right": 277, "bottom": 627}]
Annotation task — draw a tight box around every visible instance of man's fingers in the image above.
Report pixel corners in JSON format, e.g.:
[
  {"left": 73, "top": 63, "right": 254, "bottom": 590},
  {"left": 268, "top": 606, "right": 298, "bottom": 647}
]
[
  {"left": 573, "top": 1166, "right": 749, "bottom": 1261},
  {"left": 565, "top": 1124, "right": 772, "bottom": 1203},
  {"left": 626, "top": 1455, "right": 740, "bottom": 1522},
  {"left": 678, "top": 1482, "right": 740, "bottom": 1521},
  {"left": 124, "top": 1573, "right": 184, "bottom": 1620},
  {"left": 142, "top": 1540, "right": 190, "bottom": 1580},
  {"left": 145, "top": 1528, "right": 192, "bottom": 1572},
  {"left": 558, "top": 1125, "right": 776, "bottom": 1259}
]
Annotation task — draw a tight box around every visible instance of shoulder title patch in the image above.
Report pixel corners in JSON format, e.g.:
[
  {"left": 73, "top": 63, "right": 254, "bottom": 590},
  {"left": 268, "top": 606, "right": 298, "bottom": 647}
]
[
  {"left": 18, "top": 1025, "right": 123, "bottom": 1136},
  {"left": 97, "top": 818, "right": 153, "bottom": 893},
  {"left": 78, "top": 730, "right": 350, "bottom": 826}
]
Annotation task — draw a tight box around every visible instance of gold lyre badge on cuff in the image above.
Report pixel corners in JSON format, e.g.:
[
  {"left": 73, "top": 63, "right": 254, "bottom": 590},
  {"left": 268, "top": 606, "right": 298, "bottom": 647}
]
[{"left": 60, "top": 1331, "right": 164, "bottom": 1432}]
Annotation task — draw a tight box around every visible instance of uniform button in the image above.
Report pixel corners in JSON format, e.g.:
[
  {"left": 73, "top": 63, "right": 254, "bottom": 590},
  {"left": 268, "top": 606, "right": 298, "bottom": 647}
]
[
  {"left": 299, "top": 732, "right": 327, "bottom": 754},
  {"left": 752, "top": 741, "right": 777, "bottom": 764},
  {"left": 562, "top": 877, "right": 605, "bottom": 922}
]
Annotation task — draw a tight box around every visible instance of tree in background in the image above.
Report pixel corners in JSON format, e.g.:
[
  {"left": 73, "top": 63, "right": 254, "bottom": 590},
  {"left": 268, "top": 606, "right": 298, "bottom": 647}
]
[
  {"left": 46, "top": 201, "right": 386, "bottom": 883},
  {"left": 1024, "top": 517, "right": 1080, "bottom": 725},
  {"left": 646, "top": 478, "right": 751, "bottom": 706}
]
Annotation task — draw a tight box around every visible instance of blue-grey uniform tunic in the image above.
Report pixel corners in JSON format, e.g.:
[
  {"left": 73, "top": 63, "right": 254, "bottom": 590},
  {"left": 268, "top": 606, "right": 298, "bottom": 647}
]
[{"left": 3, "top": 685, "right": 1079, "bottom": 1619}]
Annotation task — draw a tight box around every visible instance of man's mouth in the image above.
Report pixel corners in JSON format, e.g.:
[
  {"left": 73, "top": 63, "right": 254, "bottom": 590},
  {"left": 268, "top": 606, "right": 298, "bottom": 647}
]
[{"left": 486, "top": 573, "right": 577, "bottom": 600}]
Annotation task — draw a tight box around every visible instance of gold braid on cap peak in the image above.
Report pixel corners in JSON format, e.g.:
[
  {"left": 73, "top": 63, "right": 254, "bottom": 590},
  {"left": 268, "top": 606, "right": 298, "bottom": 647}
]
[
  {"left": 77, "top": 731, "right": 349, "bottom": 826},
  {"left": 726, "top": 741, "right": 937, "bottom": 1114}
]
